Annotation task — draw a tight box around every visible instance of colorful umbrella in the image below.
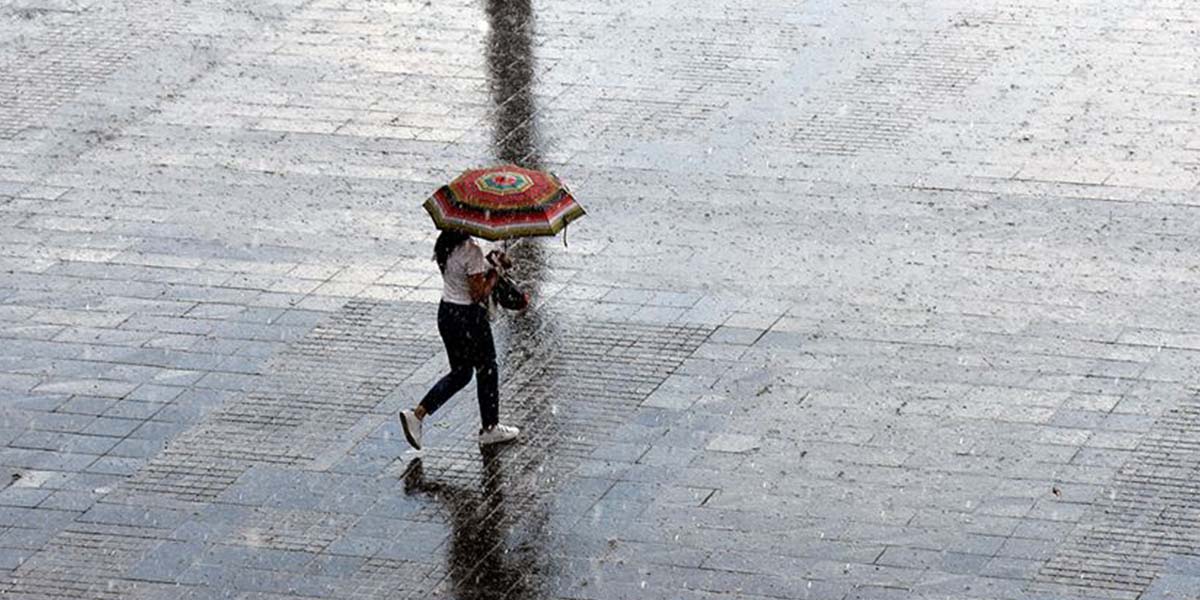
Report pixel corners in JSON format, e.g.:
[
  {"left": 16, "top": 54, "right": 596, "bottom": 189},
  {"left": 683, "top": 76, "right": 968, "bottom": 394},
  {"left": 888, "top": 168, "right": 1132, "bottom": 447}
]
[{"left": 423, "top": 165, "right": 585, "bottom": 241}]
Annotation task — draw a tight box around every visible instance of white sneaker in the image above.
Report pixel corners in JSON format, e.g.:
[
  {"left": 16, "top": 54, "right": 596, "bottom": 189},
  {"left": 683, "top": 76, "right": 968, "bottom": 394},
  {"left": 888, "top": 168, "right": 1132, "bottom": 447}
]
[
  {"left": 399, "top": 410, "right": 423, "bottom": 451},
  {"left": 478, "top": 423, "right": 520, "bottom": 446}
]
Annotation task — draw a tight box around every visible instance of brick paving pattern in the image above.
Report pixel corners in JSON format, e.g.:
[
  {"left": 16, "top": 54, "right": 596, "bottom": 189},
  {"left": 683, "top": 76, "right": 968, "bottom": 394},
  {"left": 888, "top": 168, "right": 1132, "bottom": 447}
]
[
  {"left": 780, "top": 12, "right": 999, "bottom": 156},
  {"left": 1034, "top": 395, "right": 1200, "bottom": 598},
  {"left": 2, "top": 522, "right": 172, "bottom": 599},
  {"left": 118, "top": 299, "right": 437, "bottom": 504},
  {"left": 2, "top": 0, "right": 1200, "bottom": 598},
  {"left": 414, "top": 318, "right": 711, "bottom": 476}
]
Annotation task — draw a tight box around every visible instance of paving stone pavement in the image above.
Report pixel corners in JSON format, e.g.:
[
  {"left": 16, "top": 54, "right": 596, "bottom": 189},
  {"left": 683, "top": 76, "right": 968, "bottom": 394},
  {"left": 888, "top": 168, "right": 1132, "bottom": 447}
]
[{"left": 2, "top": 0, "right": 1200, "bottom": 598}]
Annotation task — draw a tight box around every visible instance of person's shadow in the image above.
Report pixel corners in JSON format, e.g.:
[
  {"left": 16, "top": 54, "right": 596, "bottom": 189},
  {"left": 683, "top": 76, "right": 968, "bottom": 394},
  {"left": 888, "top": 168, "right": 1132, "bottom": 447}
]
[{"left": 403, "top": 447, "right": 547, "bottom": 599}]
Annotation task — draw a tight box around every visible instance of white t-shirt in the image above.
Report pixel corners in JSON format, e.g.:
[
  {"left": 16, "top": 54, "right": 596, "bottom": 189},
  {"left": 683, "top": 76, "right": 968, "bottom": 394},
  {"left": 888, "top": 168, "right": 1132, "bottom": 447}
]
[{"left": 441, "top": 239, "right": 489, "bottom": 305}]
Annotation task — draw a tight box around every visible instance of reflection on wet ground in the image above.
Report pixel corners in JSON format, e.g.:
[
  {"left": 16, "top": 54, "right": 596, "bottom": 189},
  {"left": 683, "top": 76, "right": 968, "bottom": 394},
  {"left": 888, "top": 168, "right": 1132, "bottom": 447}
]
[
  {"left": 398, "top": 312, "right": 711, "bottom": 598},
  {"left": 486, "top": 0, "right": 554, "bottom": 386},
  {"left": 5, "top": 0, "right": 1200, "bottom": 597},
  {"left": 485, "top": 0, "right": 551, "bottom": 348},
  {"left": 486, "top": 0, "right": 540, "bottom": 170},
  {"left": 405, "top": 0, "right": 558, "bottom": 597},
  {"left": 403, "top": 448, "right": 548, "bottom": 599}
]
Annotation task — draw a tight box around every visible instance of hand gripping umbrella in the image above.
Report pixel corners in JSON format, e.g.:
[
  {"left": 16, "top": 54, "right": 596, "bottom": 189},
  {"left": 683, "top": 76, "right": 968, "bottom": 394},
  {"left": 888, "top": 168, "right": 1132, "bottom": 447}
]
[{"left": 422, "top": 165, "right": 585, "bottom": 243}]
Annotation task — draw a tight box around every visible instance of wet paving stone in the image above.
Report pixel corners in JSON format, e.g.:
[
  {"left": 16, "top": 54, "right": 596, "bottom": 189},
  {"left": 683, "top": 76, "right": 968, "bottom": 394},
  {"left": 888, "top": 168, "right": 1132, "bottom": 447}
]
[
  {"left": 771, "top": 11, "right": 1002, "bottom": 157},
  {"left": 0, "top": 522, "right": 174, "bottom": 599},
  {"left": 118, "top": 300, "right": 439, "bottom": 503},
  {"left": 3, "top": 0, "right": 1200, "bottom": 597},
  {"left": 1033, "top": 395, "right": 1200, "bottom": 599},
  {"left": 390, "top": 315, "right": 713, "bottom": 595}
]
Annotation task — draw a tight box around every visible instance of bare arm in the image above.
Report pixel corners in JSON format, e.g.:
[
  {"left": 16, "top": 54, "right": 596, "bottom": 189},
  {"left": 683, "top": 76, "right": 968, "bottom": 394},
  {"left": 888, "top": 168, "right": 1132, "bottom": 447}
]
[{"left": 467, "top": 269, "right": 498, "bottom": 304}]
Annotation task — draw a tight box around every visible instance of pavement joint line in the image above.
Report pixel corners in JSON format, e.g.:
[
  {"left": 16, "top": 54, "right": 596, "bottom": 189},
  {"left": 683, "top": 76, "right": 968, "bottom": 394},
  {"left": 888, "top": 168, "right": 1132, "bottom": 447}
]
[
  {"left": 307, "top": 414, "right": 389, "bottom": 472},
  {"left": 4, "top": 0, "right": 1200, "bottom": 596}
]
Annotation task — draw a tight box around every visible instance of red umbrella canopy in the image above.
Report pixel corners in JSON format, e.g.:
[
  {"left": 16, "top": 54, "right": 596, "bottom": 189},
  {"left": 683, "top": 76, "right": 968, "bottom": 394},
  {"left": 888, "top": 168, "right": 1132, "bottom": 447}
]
[{"left": 423, "top": 165, "right": 585, "bottom": 240}]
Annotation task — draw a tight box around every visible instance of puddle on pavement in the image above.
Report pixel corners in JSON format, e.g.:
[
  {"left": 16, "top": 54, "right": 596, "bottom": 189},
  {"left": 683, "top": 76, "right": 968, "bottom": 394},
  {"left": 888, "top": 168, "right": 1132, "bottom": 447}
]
[
  {"left": 402, "top": 447, "right": 551, "bottom": 599},
  {"left": 400, "top": 0, "right": 561, "bottom": 596}
]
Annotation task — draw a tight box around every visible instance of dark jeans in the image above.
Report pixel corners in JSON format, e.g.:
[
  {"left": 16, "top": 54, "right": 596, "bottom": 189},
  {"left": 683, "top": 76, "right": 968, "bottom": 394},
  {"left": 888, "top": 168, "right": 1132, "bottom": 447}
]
[{"left": 419, "top": 301, "right": 499, "bottom": 428}]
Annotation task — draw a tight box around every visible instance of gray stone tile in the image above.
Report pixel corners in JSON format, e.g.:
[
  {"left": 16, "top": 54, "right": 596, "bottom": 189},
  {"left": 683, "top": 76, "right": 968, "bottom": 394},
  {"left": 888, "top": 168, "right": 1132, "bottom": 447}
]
[
  {"left": 80, "top": 416, "right": 143, "bottom": 438},
  {"left": 197, "top": 544, "right": 313, "bottom": 571},
  {"left": 53, "top": 395, "right": 118, "bottom": 416},
  {"left": 32, "top": 378, "right": 138, "bottom": 398},
  {"left": 126, "top": 383, "right": 187, "bottom": 403},
  {"left": 107, "top": 437, "right": 166, "bottom": 458},
  {"left": 0, "top": 506, "right": 79, "bottom": 529},
  {"left": 0, "top": 525, "right": 57, "bottom": 550},
  {"left": 705, "top": 434, "right": 762, "bottom": 454},
  {"left": 84, "top": 456, "right": 145, "bottom": 476},
  {"left": 1143, "top": 573, "right": 1200, "bottom": 600},
  {"left": 79, "top": 502, "right": 189, "bottom": 529},
  {"left": 129, "top": 420, "right": 191, "bottom": 441},
  {"left": 58, "top": 433, "right": 123, "bottom": 455},
  {"left": 127, "top": 540, "right": 208, "bottom": 582},
  {"left": 1, "top": 1, "right": 1198, "bottom": 597},
  {"left": 37, "top": 490, "right": 100, "bottom": 512},
  {"left": 0, "top": 448, "right": 96, "bottom": 471},
  {"left": 101, "top": 400, "right": 164, "bottom": 420},
  {"left": 0, "top": 488, "right": 52, "bottom": 508},
  {"left": 982, "top": 556, "right": 1042, "bottom": 580},
  {"left": 0, "top": 547, "right": 32, "bottom": 570}
]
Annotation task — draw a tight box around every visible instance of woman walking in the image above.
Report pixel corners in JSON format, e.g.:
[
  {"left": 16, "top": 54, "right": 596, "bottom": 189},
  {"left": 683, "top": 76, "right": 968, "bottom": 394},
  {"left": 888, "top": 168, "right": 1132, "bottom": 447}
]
[{"left": 399, "top": 231, "right": 520, "bottom": 450}]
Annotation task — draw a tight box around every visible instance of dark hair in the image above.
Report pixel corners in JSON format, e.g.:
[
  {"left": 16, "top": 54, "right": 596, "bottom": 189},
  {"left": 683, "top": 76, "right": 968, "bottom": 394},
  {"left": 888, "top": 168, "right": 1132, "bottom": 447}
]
[{"left": 434, "top": 230, "right": 470, "bottom": 273}]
